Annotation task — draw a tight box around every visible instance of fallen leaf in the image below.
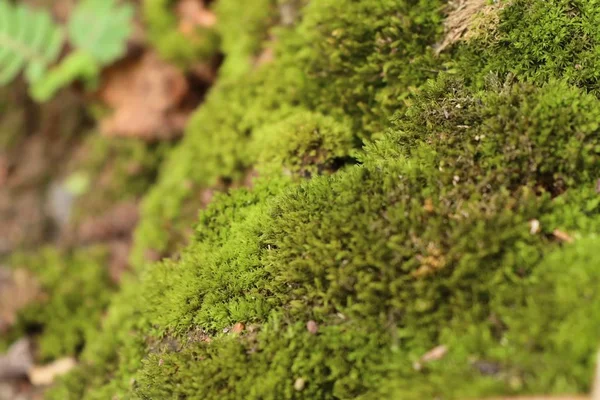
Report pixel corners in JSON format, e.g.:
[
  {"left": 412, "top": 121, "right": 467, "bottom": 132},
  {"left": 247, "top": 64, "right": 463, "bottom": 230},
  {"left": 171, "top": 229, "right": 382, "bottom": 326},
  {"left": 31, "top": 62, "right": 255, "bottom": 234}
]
[
  {"left": 98, "top": 52, "right": 190, "bottom": 140},
  {"left": 28, "top": 357, "right": 76, "bottom": 386}
]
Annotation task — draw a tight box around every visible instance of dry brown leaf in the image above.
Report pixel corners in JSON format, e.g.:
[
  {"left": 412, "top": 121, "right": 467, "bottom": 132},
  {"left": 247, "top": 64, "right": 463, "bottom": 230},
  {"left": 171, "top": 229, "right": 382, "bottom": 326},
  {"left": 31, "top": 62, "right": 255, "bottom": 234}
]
[
  {"left": 232, "top": 322, "right": 245, "bottom": 334},
  {"left": 28, "top": 358, "right": 76, "bottom": 386},
  {"left": 98, "top": 52, "right": 190, "bottom": 140}
]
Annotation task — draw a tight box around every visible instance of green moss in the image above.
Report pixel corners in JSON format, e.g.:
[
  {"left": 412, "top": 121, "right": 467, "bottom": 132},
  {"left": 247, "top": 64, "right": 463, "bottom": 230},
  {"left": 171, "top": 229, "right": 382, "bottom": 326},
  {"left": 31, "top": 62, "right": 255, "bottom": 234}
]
[
  {"left": 214, "top": 0, "right": 278, "bottom": 79},
  {"left": 252, "top": 110, "right": 356, "bottom": 178},
  {"left": 453, "top": 0, "right": 600, "bottom": 93},
  {"left": 378, "top": 235, "right": 600, "bottom": 399},
  {"left": 286, "top": 0, "right": 446, "bottom": 136},
  {"left": 131, "top": 0, "right": 447, "bottom": 268},
  {"left": 47, "top": 276, "right": 148, "bottom": 399},
  {"left": 48, "top": 0, "right": 600, "bottom": 398},
  {"left": 128, "top": 70, "right": 301, "bottom": 268},
  {"left": 6, "top": 247, "right": 114, "bottom": 361},
  {"left": 143, "top": 0, "right": 220, "bottom": 67},
  {"left": 369, "top": 77, "right": 600, "bottom": 193}
]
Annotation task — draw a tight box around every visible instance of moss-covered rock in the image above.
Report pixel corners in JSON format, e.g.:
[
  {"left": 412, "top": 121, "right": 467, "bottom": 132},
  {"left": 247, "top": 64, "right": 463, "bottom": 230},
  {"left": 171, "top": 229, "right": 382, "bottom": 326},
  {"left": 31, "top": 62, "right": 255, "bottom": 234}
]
[
  {"left": 453, "top": 0, "right": 600, "bottom": 92},
  {"left": 131, "top": 0, "right": 447, "bottom": 268},
  {"left": 46, "top": 0, "right": 600, "bottom": 398}
]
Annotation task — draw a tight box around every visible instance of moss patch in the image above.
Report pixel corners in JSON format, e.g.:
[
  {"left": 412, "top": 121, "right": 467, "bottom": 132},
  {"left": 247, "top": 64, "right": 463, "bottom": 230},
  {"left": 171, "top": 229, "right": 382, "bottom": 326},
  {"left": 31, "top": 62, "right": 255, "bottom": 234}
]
[
  {"left": 47, "top": 0, "right": 600, "bottom": 398},
  {"left": 2, "top": 247, "right": 114, "bottom": 362}
]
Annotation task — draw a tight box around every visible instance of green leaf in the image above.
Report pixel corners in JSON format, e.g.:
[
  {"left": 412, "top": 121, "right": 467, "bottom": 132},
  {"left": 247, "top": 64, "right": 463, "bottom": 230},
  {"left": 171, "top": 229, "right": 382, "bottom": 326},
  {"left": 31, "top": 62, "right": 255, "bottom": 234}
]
[
  {"left": 0, "top": 1, "right": 64, "bottom": 85},
  {"left": 67, "top": 0, "right": 134, "bottom": 65},
  {"left": 30, "top": 51, "right": 99, "bottom": 102}
]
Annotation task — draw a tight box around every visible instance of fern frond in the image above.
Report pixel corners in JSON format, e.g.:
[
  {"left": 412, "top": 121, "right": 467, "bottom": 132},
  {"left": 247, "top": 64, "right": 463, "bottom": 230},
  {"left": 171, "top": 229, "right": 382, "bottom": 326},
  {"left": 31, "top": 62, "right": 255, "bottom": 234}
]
[
  {"left": 30, "top": 51, "right": 99, "bottom": 102},
  {"left": 0, "top": 1, "right": 64, "bottom": 85},
  {"left": 68, "top": 0, "right": 134, "bottom": 65}
]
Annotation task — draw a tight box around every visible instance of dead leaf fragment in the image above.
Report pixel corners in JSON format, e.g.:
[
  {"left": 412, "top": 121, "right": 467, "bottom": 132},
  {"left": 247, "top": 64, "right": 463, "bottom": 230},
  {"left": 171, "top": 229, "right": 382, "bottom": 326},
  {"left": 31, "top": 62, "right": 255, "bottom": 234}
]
[
  {"left": 232, "top": 322, "right": 245, "bottom": 334},
  {"left": 413, "top": 345, "right": 448, "bottom": 371},
  {"left": 424, "top": 198, "right": 435, "bottom": 213},
  {"left": 28, "top": 358, "right": 76, "bottom": 386},
  {"left": 553, "top": 229, "right": 574, "bottom": 243}
]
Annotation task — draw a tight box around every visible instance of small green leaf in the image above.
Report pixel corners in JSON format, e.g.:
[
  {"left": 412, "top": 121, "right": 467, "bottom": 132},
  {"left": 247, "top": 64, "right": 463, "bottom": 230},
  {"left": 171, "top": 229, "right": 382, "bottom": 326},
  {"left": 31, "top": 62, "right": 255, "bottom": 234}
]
[{"left": 67, "top": 0, "right": 134, "bottom": 65}]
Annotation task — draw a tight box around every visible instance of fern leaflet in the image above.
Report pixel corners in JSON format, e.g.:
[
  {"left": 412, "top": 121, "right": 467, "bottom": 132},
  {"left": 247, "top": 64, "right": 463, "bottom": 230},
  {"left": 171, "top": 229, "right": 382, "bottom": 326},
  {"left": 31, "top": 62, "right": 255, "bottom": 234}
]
[{"left": 0, "top": 1, "right": 64, "bottom": 85}]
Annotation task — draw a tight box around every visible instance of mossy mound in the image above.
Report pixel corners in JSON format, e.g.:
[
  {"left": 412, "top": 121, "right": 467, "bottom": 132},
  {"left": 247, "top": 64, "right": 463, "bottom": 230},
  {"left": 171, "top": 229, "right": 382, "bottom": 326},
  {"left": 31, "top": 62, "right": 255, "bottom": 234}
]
[
  {"left": 131, "top": 0, "right": 445, "bottom": 269},
  {"left": 46, "top": 0, "right": 600, "bottom": 398}
]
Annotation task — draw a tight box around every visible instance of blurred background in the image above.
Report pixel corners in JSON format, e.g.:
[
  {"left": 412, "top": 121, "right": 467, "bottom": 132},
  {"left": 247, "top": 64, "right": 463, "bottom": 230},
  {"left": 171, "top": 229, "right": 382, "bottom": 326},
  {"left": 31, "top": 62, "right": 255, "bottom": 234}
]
[{"left": 0, "top": 0, "right": 237, "bottom": 397}]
